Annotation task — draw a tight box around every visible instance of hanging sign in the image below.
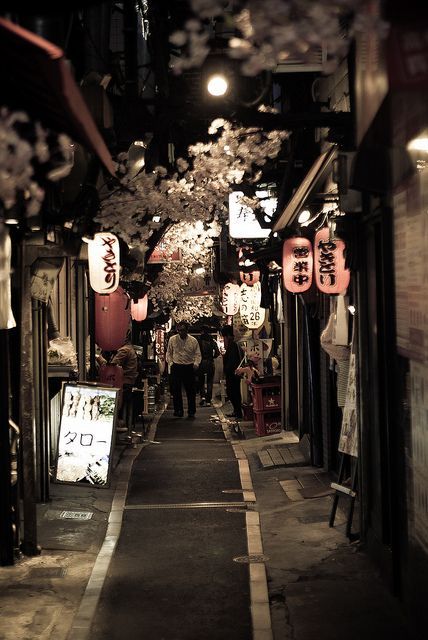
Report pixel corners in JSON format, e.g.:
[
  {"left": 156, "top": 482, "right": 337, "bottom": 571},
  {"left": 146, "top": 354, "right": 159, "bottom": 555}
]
[
  {"left": 314, "top": 226, "right": 350, "bottom": 295},
  {"left": 88, "top": 232, "right": 120, "bottom": 294},
  {"left": 147, "top": 241, "right": 182, "bottom": 264},
  {"left": 228, "top": 190, "right": 275, "bottom": 239},
  {"left": 221, "top": 282, "right": 240, "bottom": 316},
  {"left": 95, "top": 286, "right": 131, "bottom": 351},
  {"left": 55, "top": 382, "right": 119, "bottom": 487},
  {"left": 131, "top": 295, "right": 148, "bottom": 321},
  {"left": 238, "top": 247, "right": 260, "bottom": 285},
  {"left": 240, "top": 282, "right": 265, "bottom": 329},
  {"left": 0, "top": 225, "right": 16, "bottom": 329},
  {"left": 282, "top": 237, "right": 313, "bottom": 293}
]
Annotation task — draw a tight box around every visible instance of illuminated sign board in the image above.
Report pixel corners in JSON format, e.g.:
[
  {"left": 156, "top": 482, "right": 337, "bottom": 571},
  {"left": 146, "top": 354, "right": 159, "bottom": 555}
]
[
  {"left": 228, "top": 190, "right": 276, "bottom": 239},
  {"left": 54, "top": 383, "right": 119, "bottom": 488}
]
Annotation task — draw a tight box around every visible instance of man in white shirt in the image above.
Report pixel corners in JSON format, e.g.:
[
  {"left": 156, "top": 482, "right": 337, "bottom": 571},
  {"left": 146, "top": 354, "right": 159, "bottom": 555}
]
[{"left": 166, "top": 321, "right": 201, "bottom": 418}]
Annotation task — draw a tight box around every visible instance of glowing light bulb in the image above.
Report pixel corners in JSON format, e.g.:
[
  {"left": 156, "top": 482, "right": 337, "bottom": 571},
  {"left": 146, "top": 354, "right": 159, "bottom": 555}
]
[{"left": 207, "top": 74, "right": 228, "bottom": 97}]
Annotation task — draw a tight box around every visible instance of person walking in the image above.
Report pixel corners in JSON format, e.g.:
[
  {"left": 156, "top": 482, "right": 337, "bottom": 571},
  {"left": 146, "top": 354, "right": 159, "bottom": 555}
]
[
  {"left": 220, "top": 325, "right": 243, "bottom": 419},
  {"left": 166, "top": 321, "right": 201, "bottom": 418},
  {"left": 197, "top": 325, "right": 220, "bottom": 407}
]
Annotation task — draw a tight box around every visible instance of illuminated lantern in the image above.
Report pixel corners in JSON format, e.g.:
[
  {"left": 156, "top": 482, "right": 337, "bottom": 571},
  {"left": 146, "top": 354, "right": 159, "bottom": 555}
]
[
  {"left": 238, "top": 247, "right": 260, "bottom": 285},
  {"left": 282, "top": 237, "right": 313, "bottom": 293},
  {"left": 240, "top": 282, "right": 265, "bottom": 329},
  {"left": 131, "top": 295, "right": 148, "bottom": 321},
  {"left": 221, "top": 283, "right": 240, "bottom": 315},
  {"left": 314, "top": 226, "right": 350, "bottom": 295},
  {"left": 95, "top": 286, "right": 131, "bottom": 351},
  {"left": 88, "top": 232, "right": 120, "bottom": 294}
]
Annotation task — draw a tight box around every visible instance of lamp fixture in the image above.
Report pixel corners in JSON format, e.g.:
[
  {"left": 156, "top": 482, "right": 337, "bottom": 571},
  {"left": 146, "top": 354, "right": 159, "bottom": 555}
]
[{"left": 207, "top": 73, "right": 229, "bottom": 97}]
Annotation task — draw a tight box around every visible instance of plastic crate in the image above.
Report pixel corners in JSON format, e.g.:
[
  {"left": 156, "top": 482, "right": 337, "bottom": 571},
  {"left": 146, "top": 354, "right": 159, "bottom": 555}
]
[
  {"left": 251, "top": 382, "right": 281, "bottom": 411},
  {"left": 254, "top": 411, "right": 282, "bottom": 436}
]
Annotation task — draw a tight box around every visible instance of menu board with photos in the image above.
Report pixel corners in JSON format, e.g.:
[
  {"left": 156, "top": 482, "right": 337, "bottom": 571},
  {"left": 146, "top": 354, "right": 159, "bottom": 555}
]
[{"left": 54, "top": 383, "right": 119, "bottom": 488}]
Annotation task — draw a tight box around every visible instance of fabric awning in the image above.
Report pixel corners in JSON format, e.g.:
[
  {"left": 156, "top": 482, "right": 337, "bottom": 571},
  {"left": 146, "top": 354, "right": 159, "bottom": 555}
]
[
  {"left": 272, "top": 144, "right": 338, "bottom": 232},
  {"left": 0, "top": 17, "right": 116, "bottom": 176}
]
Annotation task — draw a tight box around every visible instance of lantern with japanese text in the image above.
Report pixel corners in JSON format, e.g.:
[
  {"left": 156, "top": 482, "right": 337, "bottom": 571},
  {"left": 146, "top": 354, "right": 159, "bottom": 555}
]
[
  {"left": 131, "top": 295, "right": 148, "bottom": 322},
  {"left": 221, "top": 282, "right": 240, "bottom": 315},
  {"left": 314, "top": 226, "right": 350, "bottom": 294},
  {"left": 240, "top": 282, "right": 265, "bottom": 329},
  {"left": 238, "top": 247, "right": 260, "bottom": 285},
  {"left": 282, "top": 237, "right": 313, "bottom": 293},
  {"left": 95, "top": 286, "right": 131, "bottom": 351},
  {"left": 88, "top": 232, "right": 120, "bottom": 294}
]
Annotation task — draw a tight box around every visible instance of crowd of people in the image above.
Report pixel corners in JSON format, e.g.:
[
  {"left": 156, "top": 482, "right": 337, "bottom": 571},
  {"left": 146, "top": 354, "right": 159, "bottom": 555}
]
[{"left": 95, "top": 322, "right": 246, "bottom": 422}]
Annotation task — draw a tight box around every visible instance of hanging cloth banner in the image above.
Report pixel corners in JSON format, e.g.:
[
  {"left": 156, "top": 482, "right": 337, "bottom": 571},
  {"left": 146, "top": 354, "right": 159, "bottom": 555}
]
[
  {"left": 282, "top": 237, "right": 313, "bottom": 293},
  {"left": 314, "top": 226, "right": 350, "bottom": 295},
  {"left": 240, "top": 282, "right": 265, "bottom": 329},
  {"left": 0, "top": 224, "right": 16, "bottom": 329},
  {"left": 88, "top": 232, "right": 120, "bottom": 294}
]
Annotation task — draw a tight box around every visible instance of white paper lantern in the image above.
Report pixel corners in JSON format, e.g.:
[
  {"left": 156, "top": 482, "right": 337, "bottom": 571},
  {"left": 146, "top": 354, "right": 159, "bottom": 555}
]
[
  {"left": 221, "top": 282, "right": 240, "bottom": 315},
  {"left": 88, "top": 232, "right": 120, "bottom": 294},
  {"left": 240, "top": 282, "right": 265, "bottom": 329}
]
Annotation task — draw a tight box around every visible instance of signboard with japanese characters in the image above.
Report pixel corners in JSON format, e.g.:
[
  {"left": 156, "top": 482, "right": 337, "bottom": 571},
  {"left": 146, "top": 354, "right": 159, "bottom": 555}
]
[
  {"left": 54, "top": 383, "right": 119, "bottom": 488},
  {"left": 240, "top": 282, "right": 265, "bottom": 329},
  {"left": 314, "top": 226, "right": 350, "bottom": 295},
  {"left": 282, "top": 237, "right": 313, "bottom": 293},
  {"left": 228, "top": 191, "right": 275, "bottom": 239}
]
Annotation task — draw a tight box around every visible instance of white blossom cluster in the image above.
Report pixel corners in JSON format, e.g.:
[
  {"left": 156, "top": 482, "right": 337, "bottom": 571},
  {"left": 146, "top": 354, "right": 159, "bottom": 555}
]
[
  {"left": 0, "top": 107, "right": 73, "bottom": 219},
  {"left": 171, "top": 0, "right": 384, "bottom": 76},
  {"left": 172, "top": 294, "right": 216, "bottom": 324},
  {"left": 96, "top": 118, "right": 287, "bottom": 249},
  {"left": 148, "top": 219, "right": 221, "bottom": 313}
]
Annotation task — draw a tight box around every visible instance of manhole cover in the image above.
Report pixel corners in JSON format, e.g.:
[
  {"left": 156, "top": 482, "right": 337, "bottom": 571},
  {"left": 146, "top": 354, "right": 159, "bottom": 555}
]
[
  {"left": 233, "top": 554, "right": 269, "bottom": 563},
  {"left": 59, "top": 510, "right": 93, "bottom": 521},
  {"left": 28, "top": 567, "right": 67, "bottom": 578}
]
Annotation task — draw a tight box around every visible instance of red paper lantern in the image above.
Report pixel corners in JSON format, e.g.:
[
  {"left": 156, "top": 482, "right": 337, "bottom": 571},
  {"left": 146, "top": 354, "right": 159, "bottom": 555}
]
[
  {"left": 282, "top": 237, "right": 313, "bottom": 293},
  {"left": 221, "top": 283, "right": 240, "bottom": 315},
  {"left": 238, "top": 247, "right": 260, "bottom": 285},
  {"left": 88, "top": 232, "right": 120, "bottom": 294},
  {"left": 131, "top": 295, "right": 148, "bottom": 321},
  {"left": 95, "top": 286, "right": 131, "bottom": 351},
  {"left": 314, "top": 226, "right": 350, "bottom": 294}
]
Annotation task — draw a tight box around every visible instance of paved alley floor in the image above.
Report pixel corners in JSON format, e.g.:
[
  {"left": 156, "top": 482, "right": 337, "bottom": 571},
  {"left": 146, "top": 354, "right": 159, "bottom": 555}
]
[{"left": 0, "top": 396, "right": 424, "bottom": 640}]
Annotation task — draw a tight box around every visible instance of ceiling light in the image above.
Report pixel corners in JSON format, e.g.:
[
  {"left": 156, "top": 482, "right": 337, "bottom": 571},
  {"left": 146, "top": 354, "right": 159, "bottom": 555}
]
[{"left": 408, "top": 135, "right": 428, "bottom": 153}]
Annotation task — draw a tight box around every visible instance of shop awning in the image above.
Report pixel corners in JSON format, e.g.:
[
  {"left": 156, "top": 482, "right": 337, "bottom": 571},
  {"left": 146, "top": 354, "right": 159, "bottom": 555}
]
[
  {"left": 272, "top": 144, "right": 338, "bottom": 232},
  {"left": 0, "top": 17, "right": 116, "bottom": 176}
]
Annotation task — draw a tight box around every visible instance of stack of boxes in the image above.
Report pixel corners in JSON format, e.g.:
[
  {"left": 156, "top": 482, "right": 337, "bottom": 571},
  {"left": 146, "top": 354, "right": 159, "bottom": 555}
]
[{"left": 251, "top": 378, "right": 281, "bottom": 436}]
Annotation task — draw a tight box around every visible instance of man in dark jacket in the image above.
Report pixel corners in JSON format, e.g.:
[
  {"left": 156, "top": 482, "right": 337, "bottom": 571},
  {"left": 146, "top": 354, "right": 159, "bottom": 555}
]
[
  {"left": 220, "top": 325, "right": 243, "bottom": 419},
  {"left": 197, "top": 325, "right": 220, "bottom": 406}
]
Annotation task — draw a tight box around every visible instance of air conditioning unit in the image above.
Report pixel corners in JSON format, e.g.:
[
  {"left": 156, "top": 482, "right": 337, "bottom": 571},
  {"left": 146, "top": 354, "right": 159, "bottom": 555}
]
[{"left": 274, "top": 45, "right": 327, "bottom": 73}]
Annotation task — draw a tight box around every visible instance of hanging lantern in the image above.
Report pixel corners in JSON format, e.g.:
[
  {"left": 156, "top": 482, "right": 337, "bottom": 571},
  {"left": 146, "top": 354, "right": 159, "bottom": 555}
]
[
  {"left": 131, "top": 295, "right": 148, "bottom": 322},
  {"left": 282, "top": 237, "right": 313, "bottom": 293},
  {"left": 95, "top": 286, "right": 131, "bottom": 351},
  {"left": 0, "top": 225, "right": 16, "bottom": 330},
  {"left": 88, "top": 232, "right": 120, "bottom": 294},
  {"left": 314, "top": 226, "right": 350, "bottom": 295},
  {"left": 238, "top": 247, "right": 260, "bottom": 285},
  {"left": 240, "top": 282, "right": 265, "bottom": 329},
  {"left": 221, "top": 282, "right": 240, "bottom": 315}
]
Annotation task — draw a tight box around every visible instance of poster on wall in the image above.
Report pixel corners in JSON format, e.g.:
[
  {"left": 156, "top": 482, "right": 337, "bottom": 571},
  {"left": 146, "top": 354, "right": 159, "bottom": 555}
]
[
  {"left": 338, "top": 352, "right": 358, "bottom": 458},
  {"left": 54, "top": 383, "right": 119, "bottom": 488}
]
